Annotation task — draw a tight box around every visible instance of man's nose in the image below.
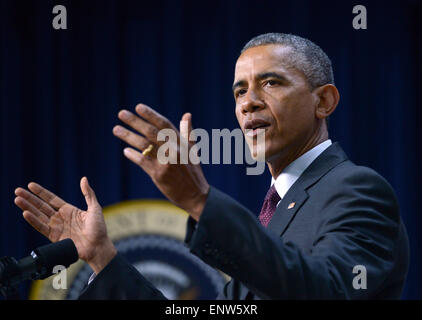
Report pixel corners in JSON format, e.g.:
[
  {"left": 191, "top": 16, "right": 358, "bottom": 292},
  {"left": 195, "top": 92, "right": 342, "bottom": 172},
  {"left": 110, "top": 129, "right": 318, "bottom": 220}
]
[{"left": 240, "top": 89, "right": 265, "bottom": 114}]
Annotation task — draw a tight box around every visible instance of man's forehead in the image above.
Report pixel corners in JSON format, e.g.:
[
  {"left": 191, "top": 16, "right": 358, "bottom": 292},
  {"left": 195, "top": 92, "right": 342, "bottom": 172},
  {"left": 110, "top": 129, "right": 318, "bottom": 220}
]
[{"left": 235, "top": 44, "right": 293, "bottom": 74}]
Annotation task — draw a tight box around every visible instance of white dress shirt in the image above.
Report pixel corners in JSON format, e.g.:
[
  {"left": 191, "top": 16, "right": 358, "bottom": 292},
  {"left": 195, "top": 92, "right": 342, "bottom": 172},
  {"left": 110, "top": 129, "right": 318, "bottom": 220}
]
[{"left": 272, "top": 139, "right": 332, "bottom": 205}]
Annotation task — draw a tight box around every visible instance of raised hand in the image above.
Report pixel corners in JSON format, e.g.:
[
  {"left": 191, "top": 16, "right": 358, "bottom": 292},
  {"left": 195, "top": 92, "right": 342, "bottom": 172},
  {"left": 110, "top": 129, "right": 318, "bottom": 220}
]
[
  {"left": 112, "top": 104, "right": 210, "bottom": 221},
  {"left": 14, "top": 177, "right": 117, "bottom": 274}
]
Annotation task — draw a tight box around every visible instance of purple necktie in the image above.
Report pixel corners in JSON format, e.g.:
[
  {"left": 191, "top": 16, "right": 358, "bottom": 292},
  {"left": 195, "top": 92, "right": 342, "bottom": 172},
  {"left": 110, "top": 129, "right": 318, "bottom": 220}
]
[{"left": 258, "top": 185, "right": 281, "bottom": 227}]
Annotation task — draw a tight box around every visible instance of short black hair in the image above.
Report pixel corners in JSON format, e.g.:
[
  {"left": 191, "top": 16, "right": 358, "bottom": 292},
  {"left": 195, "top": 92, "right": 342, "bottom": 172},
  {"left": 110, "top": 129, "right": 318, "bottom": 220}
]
[{"left": 242, "top": 33, "right": 335, "bottom": 89}]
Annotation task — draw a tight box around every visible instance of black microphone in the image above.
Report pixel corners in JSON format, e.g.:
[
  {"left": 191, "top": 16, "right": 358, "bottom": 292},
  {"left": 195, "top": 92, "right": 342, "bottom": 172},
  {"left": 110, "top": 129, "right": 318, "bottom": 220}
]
[{"left": 0, "top": 239, "right": 78, "bottom": 289}]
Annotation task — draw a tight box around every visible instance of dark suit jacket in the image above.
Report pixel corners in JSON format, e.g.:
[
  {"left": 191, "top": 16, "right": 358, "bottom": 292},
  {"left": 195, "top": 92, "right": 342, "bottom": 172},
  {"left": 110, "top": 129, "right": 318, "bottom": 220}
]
[{"left": 79, "top": 142, "right": 409, "bottom": 299}]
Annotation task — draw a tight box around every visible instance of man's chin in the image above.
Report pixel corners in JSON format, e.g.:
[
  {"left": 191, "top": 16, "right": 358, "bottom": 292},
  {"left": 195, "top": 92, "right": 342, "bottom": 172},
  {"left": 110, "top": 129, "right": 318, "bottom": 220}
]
[
  {"left": 261, "top": 147, "right": 284, "bottom": 163},
  {"left": 245, "top": 135, "right": 268, "bottom": 162},
  {"left": 246, "top": 143, "right": 268, "bottom": 162}
]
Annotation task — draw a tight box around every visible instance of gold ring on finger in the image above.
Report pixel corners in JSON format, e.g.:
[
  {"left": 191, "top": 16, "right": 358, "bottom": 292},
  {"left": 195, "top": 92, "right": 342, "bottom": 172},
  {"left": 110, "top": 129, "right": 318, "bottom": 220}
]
[{"left": 142, "top": 144, "right": 154, "bottom": 156}]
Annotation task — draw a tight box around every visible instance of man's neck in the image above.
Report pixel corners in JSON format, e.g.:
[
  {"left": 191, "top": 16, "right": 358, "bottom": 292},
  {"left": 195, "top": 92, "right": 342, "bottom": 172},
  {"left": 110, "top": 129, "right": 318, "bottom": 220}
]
[{"left": 267, "top": 130, "right": 329, "bottom": 179}]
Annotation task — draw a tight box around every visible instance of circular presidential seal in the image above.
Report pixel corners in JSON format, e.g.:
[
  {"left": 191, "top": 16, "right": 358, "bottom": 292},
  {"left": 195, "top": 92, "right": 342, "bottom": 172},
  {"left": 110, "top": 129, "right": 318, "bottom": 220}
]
[{"left": 29, "top": 199, "right": 226, "bottom": 300}]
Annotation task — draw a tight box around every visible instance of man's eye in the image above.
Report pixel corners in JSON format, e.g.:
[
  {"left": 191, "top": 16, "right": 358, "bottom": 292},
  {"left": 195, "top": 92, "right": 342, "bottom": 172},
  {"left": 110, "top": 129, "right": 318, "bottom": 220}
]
[
  {"left": 237, "top": 89, "right": 247, "bottom": 97},
  {"left": 266, "top": 80, "right": 279, "bottom": 86}
]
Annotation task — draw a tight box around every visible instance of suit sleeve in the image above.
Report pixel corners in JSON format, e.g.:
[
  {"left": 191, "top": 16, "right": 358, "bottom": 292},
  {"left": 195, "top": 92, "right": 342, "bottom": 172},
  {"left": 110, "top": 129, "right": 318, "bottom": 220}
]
[
  {"left": 78, "top": 253, "right": 167, "bottom": 300},
  {"left": 185, "top": 169, "right": 405, "bottom": 299}
]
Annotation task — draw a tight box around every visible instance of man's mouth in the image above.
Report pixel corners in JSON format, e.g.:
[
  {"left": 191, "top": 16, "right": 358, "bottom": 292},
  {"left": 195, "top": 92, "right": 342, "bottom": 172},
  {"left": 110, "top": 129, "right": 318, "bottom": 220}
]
[{"left": 244, "top": 119, "right": 271, "bottom": 137}]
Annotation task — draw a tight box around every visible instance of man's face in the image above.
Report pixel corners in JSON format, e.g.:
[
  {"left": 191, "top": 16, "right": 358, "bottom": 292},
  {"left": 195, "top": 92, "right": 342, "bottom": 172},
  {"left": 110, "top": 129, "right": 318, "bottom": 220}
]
[{"left": 234, "top": 44, "right": 319, "bottom": 161}]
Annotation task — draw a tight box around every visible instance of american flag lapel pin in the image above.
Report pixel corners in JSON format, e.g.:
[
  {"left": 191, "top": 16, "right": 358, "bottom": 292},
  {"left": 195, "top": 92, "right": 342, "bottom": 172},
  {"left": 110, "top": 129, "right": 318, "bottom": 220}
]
[{"left": 288, "top": 202, "right": 296, "bottom": 209}]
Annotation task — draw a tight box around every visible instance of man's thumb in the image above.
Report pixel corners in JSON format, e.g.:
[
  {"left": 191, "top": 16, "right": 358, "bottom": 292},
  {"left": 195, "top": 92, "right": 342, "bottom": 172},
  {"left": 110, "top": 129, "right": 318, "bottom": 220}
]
[
  {"left": 180, "top": 112, "right": 193, "bottom": 141},
  {"left": 80, "top": 177, "right": 100, "bottom": 209}
]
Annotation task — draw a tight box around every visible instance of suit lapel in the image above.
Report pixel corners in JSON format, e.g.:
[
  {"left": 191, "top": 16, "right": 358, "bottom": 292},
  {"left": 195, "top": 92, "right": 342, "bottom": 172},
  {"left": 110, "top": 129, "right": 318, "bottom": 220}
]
[
  {"left": 267, "top": 188, "right": 308, "bottom": 235},
  {"left": 267, "top": 142, "right": 349, "bottom": 236}
]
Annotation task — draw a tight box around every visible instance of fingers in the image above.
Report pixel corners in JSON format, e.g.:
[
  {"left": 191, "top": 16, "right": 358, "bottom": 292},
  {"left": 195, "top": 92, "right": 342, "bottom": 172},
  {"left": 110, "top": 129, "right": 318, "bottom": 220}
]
[
  {"left": 27, "top": 182, "right": 66, "bottom": 210},
  {"left": 180, "top": 113, "right": 192, "bottom": 141},
  {"left": 179, "top": 113, "right": 192, "bottom": 164},
  {"left": 112, "top": 125, "right": 154, "bottom": 154},
  {"left": 14, "top": 183, "right": 64, "bottom": 238},
  {"left": 14, "top": 187, "right": 56, "bottom": 218},
  {"left": 80, "top": 177, "right": 100, "bottom": 210},
  {"left": 22, "top": 211, "right": 50, "bottom": 238},
  {"left": 117, "top": 110, "right": 160, "bottom": 144},
  {"left": 135, "top": 104, "right": 175, "bottom": 130},
  {"left": 14, "top": 196, "right": 51, "bottom": 225},
  {"left": 123, "top": 147, "right": 155, "bottom": 174}
]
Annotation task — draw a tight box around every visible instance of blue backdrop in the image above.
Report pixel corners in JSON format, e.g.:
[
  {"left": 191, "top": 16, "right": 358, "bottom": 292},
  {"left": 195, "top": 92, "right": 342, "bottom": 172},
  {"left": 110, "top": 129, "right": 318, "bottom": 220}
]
[{"left": 1, "top": 0, "right": 421, "bottom": 299}]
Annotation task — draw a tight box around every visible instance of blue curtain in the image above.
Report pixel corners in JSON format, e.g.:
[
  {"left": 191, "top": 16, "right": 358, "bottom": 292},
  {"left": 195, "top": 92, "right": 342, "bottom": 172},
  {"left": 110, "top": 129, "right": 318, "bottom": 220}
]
[{"left": 1, "top": 0, "right": 421, "bottom": 299}]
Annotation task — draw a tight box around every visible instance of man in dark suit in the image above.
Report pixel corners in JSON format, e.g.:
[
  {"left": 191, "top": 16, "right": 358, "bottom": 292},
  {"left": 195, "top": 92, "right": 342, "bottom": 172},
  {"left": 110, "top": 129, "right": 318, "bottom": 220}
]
[{"left": 14, "top": 33, "right": 409, "bottom": 299}]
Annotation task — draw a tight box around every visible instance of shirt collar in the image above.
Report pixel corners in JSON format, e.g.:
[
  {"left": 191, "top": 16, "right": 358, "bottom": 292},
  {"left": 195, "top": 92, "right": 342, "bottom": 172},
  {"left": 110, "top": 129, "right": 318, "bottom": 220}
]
[{"left": 271, "top": 139, "right": 332, "bottom": 199}]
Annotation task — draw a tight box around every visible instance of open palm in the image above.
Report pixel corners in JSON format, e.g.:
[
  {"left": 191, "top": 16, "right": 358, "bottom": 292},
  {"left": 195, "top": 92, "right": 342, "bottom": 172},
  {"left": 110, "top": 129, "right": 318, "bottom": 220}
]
[{"left": 14, "top": 177, "right": 109, "bottom": 263}]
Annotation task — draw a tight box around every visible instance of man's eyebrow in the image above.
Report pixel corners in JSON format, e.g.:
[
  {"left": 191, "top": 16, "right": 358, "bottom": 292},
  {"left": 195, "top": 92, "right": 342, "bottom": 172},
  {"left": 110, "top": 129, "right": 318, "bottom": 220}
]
[
  {"left": 232, "top": 80, "right": 246, "bottom": 92},
  {"left": 232, "top": 72, "right": 288, "bottom": 92},
  {"left": 256, "top": 72, "right": 287, "bottom": 82}
]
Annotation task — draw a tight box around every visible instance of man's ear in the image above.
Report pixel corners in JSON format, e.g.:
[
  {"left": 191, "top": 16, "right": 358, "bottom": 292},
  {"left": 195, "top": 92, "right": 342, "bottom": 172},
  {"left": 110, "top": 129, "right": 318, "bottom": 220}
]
[{"left": 313, "top": 84, "right": 340, "bottom": 120}]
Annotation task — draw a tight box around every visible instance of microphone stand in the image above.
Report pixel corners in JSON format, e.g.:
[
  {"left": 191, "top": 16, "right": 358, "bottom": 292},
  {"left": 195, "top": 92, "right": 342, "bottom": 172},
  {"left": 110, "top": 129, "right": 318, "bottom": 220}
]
[{"left": 0, "top": 239, "right": 78, "bottom": 300}]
